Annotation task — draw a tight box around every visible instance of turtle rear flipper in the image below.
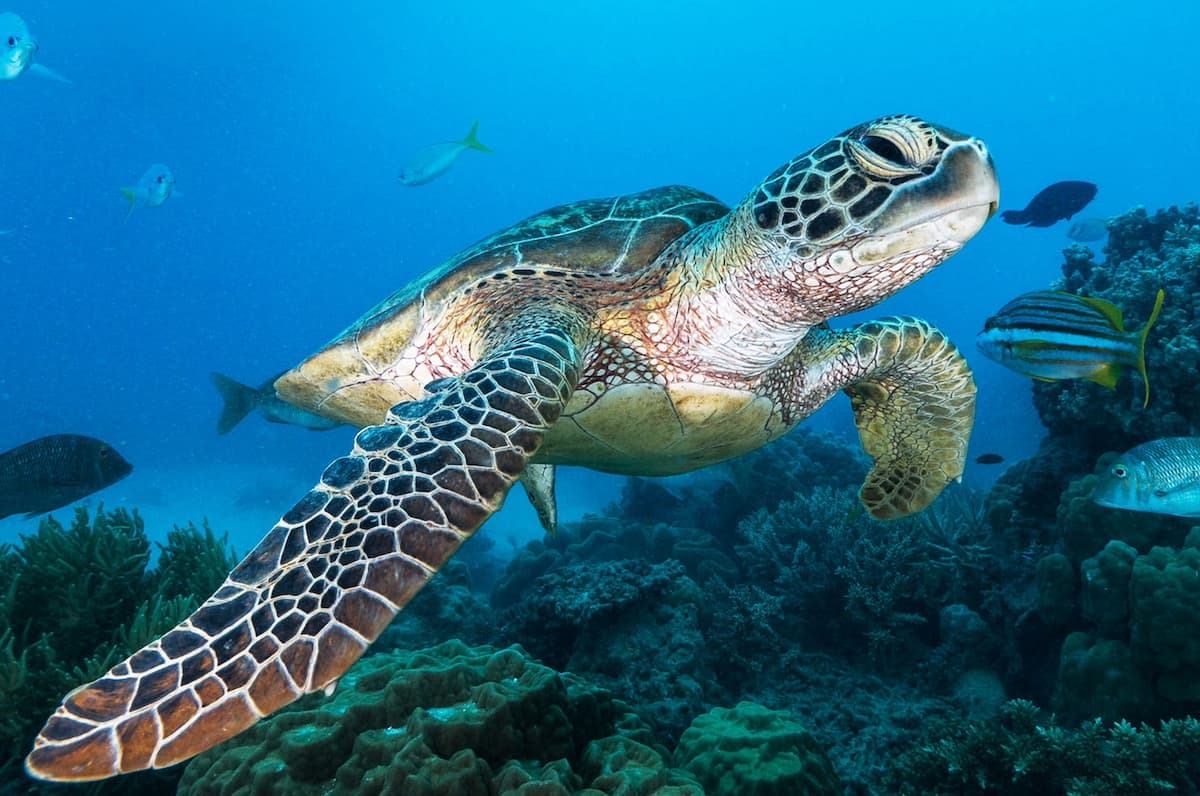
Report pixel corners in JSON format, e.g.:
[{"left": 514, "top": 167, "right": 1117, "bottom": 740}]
[
  {"left": 805, "top": 318, "right": 975, "bottom": 520},
  {"left": 25, "top": 325, "right": 582, "bottom": 782}
]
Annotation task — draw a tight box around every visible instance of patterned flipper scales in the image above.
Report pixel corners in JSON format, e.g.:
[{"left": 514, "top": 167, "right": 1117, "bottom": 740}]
[
  {"left": 803, "top": 317, "right": 976, "bottom": 520},
  {"left": 25, "top": 327, "right": 581, "bottom": 781}
]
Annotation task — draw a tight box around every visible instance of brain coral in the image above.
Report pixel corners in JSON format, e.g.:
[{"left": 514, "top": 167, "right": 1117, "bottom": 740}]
[
  {"left": 673, "top": 702, "right": 840, "bottom": 796},
  {"left": 177, "top": 639, "right": 707, "bottom": 795}
]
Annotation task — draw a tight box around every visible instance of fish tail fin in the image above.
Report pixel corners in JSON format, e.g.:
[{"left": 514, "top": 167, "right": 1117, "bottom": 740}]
[
  {"left": 210, "top": 372, "right": 259, "bottom": 434},
  {"left": 461, "top": 120, "right": 493, "bottom": 153},
  {"left": 999, "top": 209, "right": 1028, "bottom": 225},
  {"left": 1086, "top": 362, "right": 1121, "bottom": 390},
  {"left": 120, "top": 188, "right": 138, "bottom": 220},
  {"left": 1135, "top": 288, "right": 1165, "bottom": 408}
]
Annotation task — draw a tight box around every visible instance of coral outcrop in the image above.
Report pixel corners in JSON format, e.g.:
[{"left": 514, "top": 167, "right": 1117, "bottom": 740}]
[{"left": 179, "top": 640, "right": 835, "bottom": 796}]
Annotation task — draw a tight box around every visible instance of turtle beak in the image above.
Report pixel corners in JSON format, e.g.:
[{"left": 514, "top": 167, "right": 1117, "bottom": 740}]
[{"left": 871, "top": 137, "right": 1000, "bottom": 243}]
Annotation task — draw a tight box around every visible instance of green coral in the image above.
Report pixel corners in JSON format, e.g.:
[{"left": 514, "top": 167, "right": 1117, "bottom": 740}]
[
  {"left": 11, "top": 506, "right": 152, "bottom": 661},
  {"left": 673, "top": 702, "right": 841, "bottom": 795},
  {"left": 1080, "top": 540, "right": 1137, "bottom": 637},
  {"left": 1053, "top": 633, "right": 1156, "bottom": 724},
  {"left": 1057, "top": 472, "right": 1187, "bottom": 564},
  {"left": 154, "top": 519, "right": 240, "bottom": 600},
  {"left": 729, "top": 484, "right": 995, "bottom": 668},
  {"left": 1130, "top": 546, "right": 1200, "bottom": 701},
  {"left": 889, "top": 698, "right": 1200, "bottom": 795},
  {"left": 1035, "top": 553, "right": 1076, "bottom": 627},
  {"left": 0, "top": 507, "right": 238, "bottom": 794},
  {"left": 178, "top": 640, "right": 709, "bottom": 796}
]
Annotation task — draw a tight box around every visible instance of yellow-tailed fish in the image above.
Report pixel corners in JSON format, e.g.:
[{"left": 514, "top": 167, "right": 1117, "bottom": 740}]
[
  {"left": 120, "top": 164, "right": 176, "bottom": 216},
  {"left": 1092, "top": 437, "right": 1200, "bottom": 517},
  {"left": 397, "top": 120, "right": 492, "bottom": 186},
  {"left": 975, "top": 288, "right": 1164, "bottom": 407}
]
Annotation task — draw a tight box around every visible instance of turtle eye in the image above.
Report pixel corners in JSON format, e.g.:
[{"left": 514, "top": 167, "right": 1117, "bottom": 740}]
[
  {"left": 1110, "top": 464, "right": 1128, "bottom": 479},
  {"left": 846, "top": 117, "right": 937, "bottom": 179},
  {"left": 860, "top": 135, "right": 909, "bottom": 167}
]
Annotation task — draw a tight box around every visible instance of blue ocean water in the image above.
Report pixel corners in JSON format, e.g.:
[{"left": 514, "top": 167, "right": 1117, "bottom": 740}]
[{"left": 2, "top": 0, "right": 1196, "bottom": 554}]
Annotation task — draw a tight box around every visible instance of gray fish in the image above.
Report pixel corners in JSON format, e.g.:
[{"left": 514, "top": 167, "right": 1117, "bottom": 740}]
[
  {"left": 211, "top": 372, "right": 344, "bottom": 434},
  {"left": 1067, "top": 217, "right": 1108, "bottom": 242},
  {"left": 1092, "top": 437, "right": 1200, "bottom": 517},
  {"left": 397, "top": 120, "right": 492, "bottom": 186},
  {"left": 121, "top": 164, "right": 175, "bottom": 215},
  {"left": 0, "top": 434, "right": 132, "bottom": 519},
  {"left": 0, "top": 12, "right": 70, "bottom": 83}
]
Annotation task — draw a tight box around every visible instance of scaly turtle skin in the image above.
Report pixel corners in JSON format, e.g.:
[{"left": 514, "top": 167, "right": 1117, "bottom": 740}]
[{"left": 27, "top": 115, "right": 998, "bottom": 781}]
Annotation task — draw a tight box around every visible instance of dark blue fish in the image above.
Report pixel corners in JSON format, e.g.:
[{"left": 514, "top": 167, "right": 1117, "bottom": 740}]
[
  {"left": 975, "top": 453, "right": 1004, "bottom": 465},
  {"left": 1001, "top": 181, "right": 1098, "bottom": 227},
  {"left": 0, "top": 435, "right": 132, "bottom": 519},
  {"left": 211, "top": 372, "right": 344, "bottom": 434}
]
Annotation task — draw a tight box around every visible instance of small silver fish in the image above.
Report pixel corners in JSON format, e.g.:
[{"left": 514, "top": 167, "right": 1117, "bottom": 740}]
[
  {"left": 976, "top": 289, "right": 1164, "bottom": 407},
  {"left": 0, "top": 12, "right": 70, "bottom": 83},
  {"left": 1067, "top": 217, "right": 1109, "bottom": 242},
  {"left": 397, "top": 120, "right": 492, "bottom": 186},
  {"left": 120, "top": 164, "right": 175, "bottom": 214},
  {"left": 1092, "top": 437, "right": 1200, "bottom": 517}
]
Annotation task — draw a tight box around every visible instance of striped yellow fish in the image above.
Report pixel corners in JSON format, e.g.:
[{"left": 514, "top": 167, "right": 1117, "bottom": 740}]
[
  {"left": 975, "top": 289, "right": 1164, "bottom": 407},
  {"left": 1092, "top": 437, "right": 1200, "bottom": 517}
]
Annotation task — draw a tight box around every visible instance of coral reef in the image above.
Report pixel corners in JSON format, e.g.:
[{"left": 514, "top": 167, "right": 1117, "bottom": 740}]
[
  {"left": 982, "top": 205, "right": 1200, "bottom": 555},
  {"left": 888, "top": 698, "right": 1200, "bottom": 795},
  {"left": 180, "top": 640, "right": 809, "bottom": 796},
  {"left": 607, "top": 428, "right": 869, "bottom": 535},
  {"left": 493, "top": 521, "right": 715, "bottom": 740},
  {"left": 673, "top": 702, "right": 840, "bottom": 795},
  {"left": 1044, "top": 204, "right": 1200, "bottom": 446}
]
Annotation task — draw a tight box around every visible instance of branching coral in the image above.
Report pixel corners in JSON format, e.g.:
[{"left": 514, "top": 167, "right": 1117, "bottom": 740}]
[
  {"left": 0, "top": 507, "right": 242, "bottom": 794},
  {"left": 729, "top": 484, "right": 999, "bottom": 667},
  {"left": 11, "top": 506, "right": 152, "bottom": 661},
  {"left": 153, "top": 519, "right": 238, "bottom": 601},
  {"left": 888, "top": 698, "right": 1200, "bottom": 795}
]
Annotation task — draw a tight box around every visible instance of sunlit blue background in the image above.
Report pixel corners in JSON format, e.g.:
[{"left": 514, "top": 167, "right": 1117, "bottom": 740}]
[{"left": 3, "top": 0, "right": 1196, "bottom": 552}]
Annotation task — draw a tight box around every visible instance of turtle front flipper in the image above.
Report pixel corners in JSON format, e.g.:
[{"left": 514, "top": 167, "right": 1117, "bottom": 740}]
[
  {"left": 803, "top": 317, "right": 975, "bottom": 520},
  {"left": 25, "top": 326, "right": 582, "bottom": 782}
]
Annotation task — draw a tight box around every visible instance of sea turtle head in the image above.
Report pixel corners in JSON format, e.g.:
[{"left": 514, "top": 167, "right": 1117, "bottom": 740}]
[{"left": 740, "top": 115, "right": 999, "bottom": 319}]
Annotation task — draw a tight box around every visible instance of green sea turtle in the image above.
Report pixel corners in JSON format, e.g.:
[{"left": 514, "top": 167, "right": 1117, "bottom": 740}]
[{"left": 27, "top": 114, "right": 998, "bottom": 781}]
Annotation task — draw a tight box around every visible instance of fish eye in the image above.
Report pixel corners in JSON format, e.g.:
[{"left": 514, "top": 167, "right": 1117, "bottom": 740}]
[
  {"left": 156, "top": 175, "right": 164, "bottom": 183},
  {"left": 1110, "top": 464, "right": 1128, "bottom": 479},
  {"left": 99, "top": 447, "right": 110, "bottom": 457},
  {"left": 6, "top": 36, "right": 14, "bottom": 47}
]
